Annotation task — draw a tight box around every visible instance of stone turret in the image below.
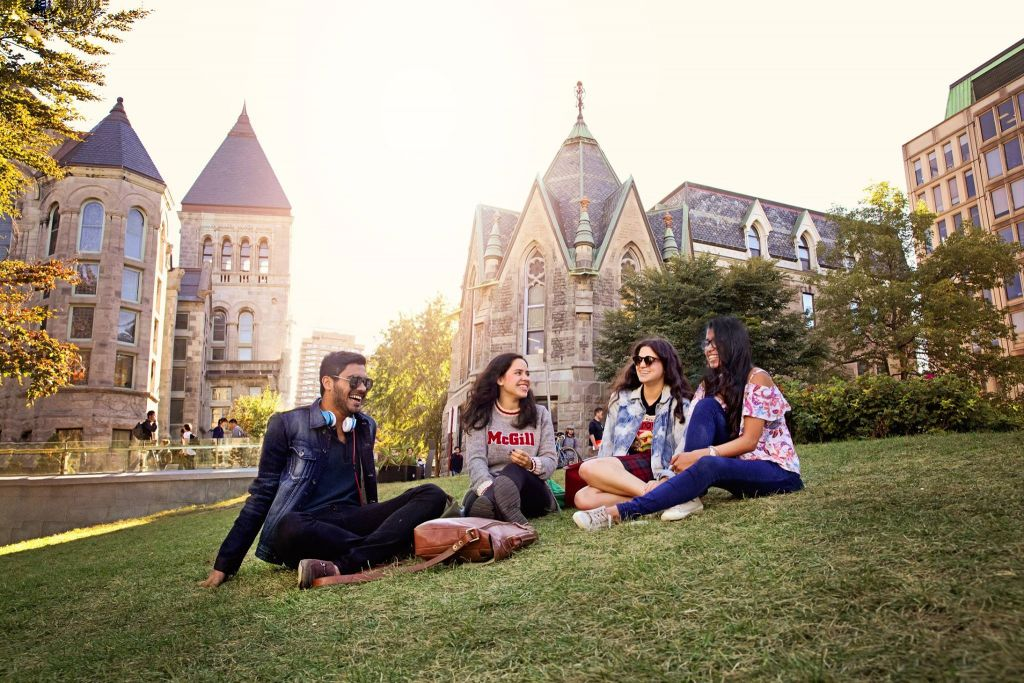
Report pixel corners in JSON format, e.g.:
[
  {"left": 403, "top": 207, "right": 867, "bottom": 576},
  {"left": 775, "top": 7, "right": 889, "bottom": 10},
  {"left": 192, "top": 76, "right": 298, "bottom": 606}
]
[
  {"left": 483, "top": 212, "right": 503, "bottom": 280},
  {"left": 574, "top": 197, "right": 595, "bottom": 269},
  {"left": 662, "top": 213, "right": 679, "bottom": 259}
]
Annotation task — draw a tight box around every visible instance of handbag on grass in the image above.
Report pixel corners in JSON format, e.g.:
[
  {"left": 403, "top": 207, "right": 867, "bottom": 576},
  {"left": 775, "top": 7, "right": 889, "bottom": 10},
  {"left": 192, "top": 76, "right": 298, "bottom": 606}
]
[{"left": 312, "top": 517, "right": 538, "bottom": 588}]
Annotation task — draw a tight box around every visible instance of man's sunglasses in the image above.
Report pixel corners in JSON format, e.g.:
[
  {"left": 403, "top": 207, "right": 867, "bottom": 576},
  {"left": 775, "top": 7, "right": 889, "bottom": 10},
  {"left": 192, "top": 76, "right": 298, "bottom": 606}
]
[
  {"left": 632, "top": 355, "right": 660, "bottom": 367},
  {"left": 332, "top": 375, "right": 374, "bottom": 391}
]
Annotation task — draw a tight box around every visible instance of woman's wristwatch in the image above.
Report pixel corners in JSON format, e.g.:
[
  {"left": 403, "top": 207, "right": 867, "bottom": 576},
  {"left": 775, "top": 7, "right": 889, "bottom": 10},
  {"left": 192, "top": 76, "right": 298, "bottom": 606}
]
[{"left": 708, "top": 445, "right": 719, "bottom": 457}]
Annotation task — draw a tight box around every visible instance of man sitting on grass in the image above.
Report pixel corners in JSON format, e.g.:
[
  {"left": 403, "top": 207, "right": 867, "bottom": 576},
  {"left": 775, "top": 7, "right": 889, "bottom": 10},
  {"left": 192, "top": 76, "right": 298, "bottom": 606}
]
[{"left": 200, "top": 351, "right": 449, "bottom": 589}]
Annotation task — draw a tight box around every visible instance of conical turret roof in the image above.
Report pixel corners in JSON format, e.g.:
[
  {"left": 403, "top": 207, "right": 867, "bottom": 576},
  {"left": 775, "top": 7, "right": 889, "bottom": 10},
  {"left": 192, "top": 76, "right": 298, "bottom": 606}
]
[
  {"left": 542, "top": 112, "right": 622, "bottom": 251},
  {"left": 181, "top": 104, "right": 291, "bottom": 213},
  {"left": 60, "top": 97, "right": 164, "bottom": 183}
]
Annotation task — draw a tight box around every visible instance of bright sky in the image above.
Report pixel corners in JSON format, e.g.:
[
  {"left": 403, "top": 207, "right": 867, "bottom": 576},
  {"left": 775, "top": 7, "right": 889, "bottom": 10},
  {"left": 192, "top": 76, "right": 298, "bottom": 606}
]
[{"left": 83, "top": 1, "right": 1024, "bottom": 351}]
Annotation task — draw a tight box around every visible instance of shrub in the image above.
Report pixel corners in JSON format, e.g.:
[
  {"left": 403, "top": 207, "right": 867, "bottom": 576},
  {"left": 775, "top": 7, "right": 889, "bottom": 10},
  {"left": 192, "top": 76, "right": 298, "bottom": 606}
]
[{"left": 780, "top": 374, "right": 1023, "bottom": 443}]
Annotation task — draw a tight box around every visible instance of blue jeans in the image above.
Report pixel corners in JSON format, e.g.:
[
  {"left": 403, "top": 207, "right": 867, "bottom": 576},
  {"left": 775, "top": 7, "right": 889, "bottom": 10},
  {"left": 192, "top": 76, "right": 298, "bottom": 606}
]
[{"left": 616, "top": 398, "right": 803, "bottom": 519}]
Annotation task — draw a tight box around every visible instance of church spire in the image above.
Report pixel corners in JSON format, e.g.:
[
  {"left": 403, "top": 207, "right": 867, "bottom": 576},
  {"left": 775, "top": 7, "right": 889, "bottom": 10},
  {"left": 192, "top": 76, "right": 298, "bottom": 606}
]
[
  {"left": 483, "top": 212, "right": 503, "bottom": 280},
  {"left": 574, "top": 197, "right": 595, "bottom": 269},
  {"left": 662, "top": 213, "right": 679, "bottom": 259},
  {"left": 565, "top": 81, "right": 595, "bottom": 142}
]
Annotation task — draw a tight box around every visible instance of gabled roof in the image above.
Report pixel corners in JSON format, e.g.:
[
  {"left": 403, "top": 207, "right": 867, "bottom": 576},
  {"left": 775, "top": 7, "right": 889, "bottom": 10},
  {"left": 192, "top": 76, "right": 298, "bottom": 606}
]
[
  {"left": 647, "top": 182, "right": 839, "bottom": 266},
  {"left": 542, "top": 115, "right": 622, "bottom": 250},
  {"left": 58, "top": 97, "right": 164, "bottom": 183},
  {"left": 181, "top": 105, "right": 291, "bottom": 214}
]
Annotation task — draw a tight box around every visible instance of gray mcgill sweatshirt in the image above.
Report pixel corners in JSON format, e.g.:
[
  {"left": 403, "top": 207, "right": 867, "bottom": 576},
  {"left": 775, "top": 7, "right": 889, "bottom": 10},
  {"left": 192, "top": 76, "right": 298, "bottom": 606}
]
[{"left": 465, "top": 404, "right": 557, "bottom": 492}]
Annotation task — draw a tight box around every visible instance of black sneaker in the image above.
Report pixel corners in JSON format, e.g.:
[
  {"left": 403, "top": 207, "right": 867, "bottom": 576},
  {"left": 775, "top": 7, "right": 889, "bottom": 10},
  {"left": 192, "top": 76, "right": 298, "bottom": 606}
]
[
  {"left": 297, "top": 558, "right": 340, "bottom": 590},
  {"left": 491, "top": 476, "right": 528, "bottom": 525}
]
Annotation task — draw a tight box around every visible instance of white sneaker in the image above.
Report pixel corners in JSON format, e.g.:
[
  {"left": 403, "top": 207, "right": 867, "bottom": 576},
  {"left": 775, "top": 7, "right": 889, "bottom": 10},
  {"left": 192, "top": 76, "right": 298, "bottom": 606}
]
[
  {"left": 660, "top": 498, "right": 704, "bottom": 522},
  {"left": 573, "top": 506, "right": 613, "bottom": 531}
]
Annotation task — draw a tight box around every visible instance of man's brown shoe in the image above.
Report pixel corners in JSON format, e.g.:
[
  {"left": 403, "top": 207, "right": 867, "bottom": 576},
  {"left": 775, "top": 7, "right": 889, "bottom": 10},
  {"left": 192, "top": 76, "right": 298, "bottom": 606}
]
[{"left": 297, "top": 559, "right": 340, "bottom": 589}]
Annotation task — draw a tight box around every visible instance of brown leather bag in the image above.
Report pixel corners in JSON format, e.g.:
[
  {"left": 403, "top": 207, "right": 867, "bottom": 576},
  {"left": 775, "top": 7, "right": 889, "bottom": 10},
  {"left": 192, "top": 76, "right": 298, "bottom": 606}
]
[{"left": 312, "top": 517, "right": 538, "bottom": 588}]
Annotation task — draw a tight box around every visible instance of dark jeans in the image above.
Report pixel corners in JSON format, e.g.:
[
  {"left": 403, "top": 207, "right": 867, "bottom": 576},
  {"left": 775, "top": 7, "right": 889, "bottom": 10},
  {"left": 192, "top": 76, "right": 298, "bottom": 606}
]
[
  {"left": 465, "top": 464, "right": 555, "bottom": 519},
  {"left": 617, "top": 398, "right": 803, "bottom": 519},
  {"left": 273, "top": 483, "right": 448, "bottom": 573}
]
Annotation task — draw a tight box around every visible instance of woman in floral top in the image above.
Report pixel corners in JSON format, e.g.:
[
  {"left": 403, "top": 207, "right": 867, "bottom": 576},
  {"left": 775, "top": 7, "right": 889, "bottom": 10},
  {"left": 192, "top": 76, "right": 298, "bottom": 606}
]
[{"left": 574, "top": 317, "right": 803, "bottom": 531}]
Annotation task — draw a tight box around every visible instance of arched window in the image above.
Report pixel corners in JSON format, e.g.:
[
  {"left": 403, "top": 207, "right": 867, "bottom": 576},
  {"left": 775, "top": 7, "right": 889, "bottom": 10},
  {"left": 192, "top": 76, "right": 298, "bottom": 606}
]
[
  {"left": 620, "top": 250, "right": 640, "bottom": 277},
  {"left": 202, "top": 237, "right": 214, "bottom": 264},
  {"left": 239, "top": 238, "right": 251, "bottom": 272},
  {"left": 0, "top": 214, "right": 12, "bottom": 261},
  {"left": 221, "top": 238, "right": 233, "bottom": 271},
  {"left": 125, "top": 208, "right": 144, "bottom": 260},
  {"left": 747, "top": 226, "right": 762, "bottom": 257},
  {"left": 47, "top": 205, "right": 60, "bottom": 256},
  {"left": 258, "top": 239, "right": 269, "bottom": 274},
  {"left": 238, "top": 311, "right": 254, "bottom": 361},
  {"left": 78, "top": 201, "right": 104, "bottom": 252},
  {"left": 524, "top": 252, "right": 545, "bottom": 355},
  {"left": 798, "top": 234, "right": 812, "bottom": 271}
]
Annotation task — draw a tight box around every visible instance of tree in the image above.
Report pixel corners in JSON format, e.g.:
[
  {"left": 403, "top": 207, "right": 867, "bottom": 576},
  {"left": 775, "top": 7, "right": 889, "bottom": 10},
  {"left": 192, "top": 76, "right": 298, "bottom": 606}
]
[
  {"left": 368, "top": 295, "right": 454, "bottom": 457},
  {"left": 0, "top": 258, "right": 81, "bottom": 403},
  {"left": 595, "top": 254, "right": 826, "bottom": 383},
  {"left": 1, "top": 1, "right": 149, "bottom": 219},
  {"left": 814, "top": 182, "right": 1023, "bottom": 386},
  {"left": 1, "top": 2, "right": 145, "bottom": 403},
  {"left": 230, "top": 387, "right": 281, "bottom": 439}
]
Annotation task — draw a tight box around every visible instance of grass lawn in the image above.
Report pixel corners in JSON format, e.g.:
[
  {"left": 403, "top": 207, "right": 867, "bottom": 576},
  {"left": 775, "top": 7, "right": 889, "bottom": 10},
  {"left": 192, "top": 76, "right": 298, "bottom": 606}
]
[{"left": 1, "top": 431, "right": 1022, "bottom": 681}]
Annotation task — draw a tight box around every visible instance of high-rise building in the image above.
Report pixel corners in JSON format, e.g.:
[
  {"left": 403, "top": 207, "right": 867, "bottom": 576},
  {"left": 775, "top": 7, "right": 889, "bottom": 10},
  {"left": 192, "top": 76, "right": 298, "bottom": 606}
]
[
  {"left": 295, "top": 331, "right": 364, "bottom": 407},
  {"left": 902, "top": 39, "right": 1024, "bottom": 372}
]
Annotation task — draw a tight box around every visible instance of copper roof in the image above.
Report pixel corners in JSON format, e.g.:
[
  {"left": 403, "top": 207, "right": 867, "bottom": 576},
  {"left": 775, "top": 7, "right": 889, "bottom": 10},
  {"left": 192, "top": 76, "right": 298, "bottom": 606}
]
[
  {"left": 59, "top": 98, "right": 164, "bottom": 183},
  {"left": 181, "top": 105, "right": 291, "bottom": 214}
]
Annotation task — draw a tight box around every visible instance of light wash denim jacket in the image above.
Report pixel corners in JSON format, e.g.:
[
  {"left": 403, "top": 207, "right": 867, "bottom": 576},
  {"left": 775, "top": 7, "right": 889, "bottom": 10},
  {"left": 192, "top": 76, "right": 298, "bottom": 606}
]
[{"left": 596, "top": 386, "right": 689, "bottom": 480}]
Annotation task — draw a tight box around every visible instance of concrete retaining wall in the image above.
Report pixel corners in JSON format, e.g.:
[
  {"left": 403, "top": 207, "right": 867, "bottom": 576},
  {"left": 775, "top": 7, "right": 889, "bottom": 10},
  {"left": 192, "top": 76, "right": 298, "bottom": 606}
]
[{"left": 0, "top": 468, "right": 257, "bottom": 546}]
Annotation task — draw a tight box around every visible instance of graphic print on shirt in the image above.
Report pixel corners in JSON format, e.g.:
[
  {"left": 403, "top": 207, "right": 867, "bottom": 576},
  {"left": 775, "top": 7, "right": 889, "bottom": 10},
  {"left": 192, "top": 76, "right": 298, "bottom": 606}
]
[
  {"left": 628, "top": 416, "right": 655, "bottom": 454},
  {"left": 487, "top": 431, "right": 536, "bottom": 447}
]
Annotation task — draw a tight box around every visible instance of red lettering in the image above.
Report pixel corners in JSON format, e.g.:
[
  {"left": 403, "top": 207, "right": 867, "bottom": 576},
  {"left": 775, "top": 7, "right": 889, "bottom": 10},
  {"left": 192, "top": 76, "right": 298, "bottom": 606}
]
[
  {"left": 487, "top": 431, "right": 502, "bottom": 445},
  {"left": 527, "top": 433, "right": 535, "bottom": 446},
  {"left": 510, "top": 433, "right": 520, "bottom": 446},
  {"left": 501, "top": 435, "right": 509, "bottom": 445}
]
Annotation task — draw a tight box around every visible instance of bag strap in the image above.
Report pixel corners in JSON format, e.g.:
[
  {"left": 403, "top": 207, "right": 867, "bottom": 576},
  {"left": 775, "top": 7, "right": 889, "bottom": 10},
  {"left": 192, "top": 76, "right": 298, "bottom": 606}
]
[{"left": 311, "top": 527, "right": 481, "bottom": 588}]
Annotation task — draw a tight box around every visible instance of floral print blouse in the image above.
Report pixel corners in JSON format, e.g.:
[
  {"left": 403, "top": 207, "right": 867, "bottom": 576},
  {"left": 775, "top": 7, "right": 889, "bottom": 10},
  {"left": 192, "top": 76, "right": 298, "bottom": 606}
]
[{"left": 689, "top": 369, "right": 800, "bottom": 474}]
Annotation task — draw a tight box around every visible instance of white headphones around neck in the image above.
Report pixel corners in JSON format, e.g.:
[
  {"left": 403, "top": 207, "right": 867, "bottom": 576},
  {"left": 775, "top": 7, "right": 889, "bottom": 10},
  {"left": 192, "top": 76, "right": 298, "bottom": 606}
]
[{"left": 322, "top": 409, "right": 356, "bottom": 433}]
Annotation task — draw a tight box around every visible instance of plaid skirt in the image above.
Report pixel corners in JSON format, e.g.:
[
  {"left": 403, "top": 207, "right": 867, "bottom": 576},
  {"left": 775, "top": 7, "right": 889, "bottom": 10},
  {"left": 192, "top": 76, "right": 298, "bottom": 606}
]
[{"left": 617, "top": 452, "right": 654, "bottom": 482}]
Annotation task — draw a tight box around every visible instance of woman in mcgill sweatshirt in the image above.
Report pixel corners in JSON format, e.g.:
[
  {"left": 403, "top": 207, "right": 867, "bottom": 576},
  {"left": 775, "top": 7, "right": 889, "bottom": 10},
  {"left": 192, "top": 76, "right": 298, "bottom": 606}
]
[{"left": 461, "top": 353, "right": 558, "bottom": 525}]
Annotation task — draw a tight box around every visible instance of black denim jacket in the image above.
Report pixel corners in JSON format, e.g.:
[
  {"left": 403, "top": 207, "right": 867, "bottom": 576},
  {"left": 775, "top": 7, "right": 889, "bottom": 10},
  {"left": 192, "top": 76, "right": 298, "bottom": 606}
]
[{"left": 213, "top": 399, "right": 379, "bottom": 575}]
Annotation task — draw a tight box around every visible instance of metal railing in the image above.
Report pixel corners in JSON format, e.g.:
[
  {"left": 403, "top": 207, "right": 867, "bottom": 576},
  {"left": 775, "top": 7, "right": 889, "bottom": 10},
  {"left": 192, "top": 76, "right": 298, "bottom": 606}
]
[{"left": 0, "top": 439, "right": 263, "bottom": 476}]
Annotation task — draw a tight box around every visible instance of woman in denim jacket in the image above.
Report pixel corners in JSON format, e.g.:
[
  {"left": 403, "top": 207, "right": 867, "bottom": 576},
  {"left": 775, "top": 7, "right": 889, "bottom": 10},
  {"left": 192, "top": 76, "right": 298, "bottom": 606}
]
[{"left": 574, "top": 338, "right": 695, "bottom": 510}]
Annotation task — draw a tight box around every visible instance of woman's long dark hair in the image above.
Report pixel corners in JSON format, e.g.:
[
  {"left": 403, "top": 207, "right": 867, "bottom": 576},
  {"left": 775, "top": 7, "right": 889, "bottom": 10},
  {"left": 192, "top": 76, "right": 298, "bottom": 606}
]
[
  {"left": 462, "top": 353, "right": 539, "bottom": 431},
  {"left": 701, "top": 316, "right": 753, "bottom": 439},
  {"left": 610, "top": 338, "right": 693, "bottom": 424}
]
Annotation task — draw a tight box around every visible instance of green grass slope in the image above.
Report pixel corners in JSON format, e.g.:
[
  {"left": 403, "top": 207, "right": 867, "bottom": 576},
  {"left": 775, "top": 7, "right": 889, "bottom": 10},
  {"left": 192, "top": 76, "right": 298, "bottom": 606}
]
[{"left": 1, "top": 432, "right": 1022, "bottom": 681}]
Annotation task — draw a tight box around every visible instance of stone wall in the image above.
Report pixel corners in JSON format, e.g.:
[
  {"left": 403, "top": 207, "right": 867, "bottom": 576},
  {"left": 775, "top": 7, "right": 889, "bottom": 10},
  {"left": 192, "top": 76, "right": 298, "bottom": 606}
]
[{"left": 0, "top": 468, "right": 256, "bottom": 545}]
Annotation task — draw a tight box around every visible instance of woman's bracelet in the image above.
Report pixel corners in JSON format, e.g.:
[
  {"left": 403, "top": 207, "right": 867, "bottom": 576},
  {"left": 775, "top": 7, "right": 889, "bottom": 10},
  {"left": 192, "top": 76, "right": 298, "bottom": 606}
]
[{"left": 708, "top": 445, "right": 719, "bottom": 457}]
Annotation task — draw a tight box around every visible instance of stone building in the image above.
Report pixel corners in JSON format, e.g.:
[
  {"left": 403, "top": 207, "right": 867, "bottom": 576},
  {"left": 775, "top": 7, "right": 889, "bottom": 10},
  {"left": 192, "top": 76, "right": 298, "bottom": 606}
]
[
  {"left": 294, "top": 331, "right": 364, "bottom": 406},
  {"left": 177, "top": 105, "right": 294, "bottom": 432},
  {"left": 0, "top": 98, "right": 177, "bottom": 443},
  {"left": 902, "top": 39, "right": 1024, "bottom": 372},
  {"left": 0, "top": 100, "right": 294, "bottom": 443},
  {"left": 442, "top": 88, "right": 837, "bottom": 450}
]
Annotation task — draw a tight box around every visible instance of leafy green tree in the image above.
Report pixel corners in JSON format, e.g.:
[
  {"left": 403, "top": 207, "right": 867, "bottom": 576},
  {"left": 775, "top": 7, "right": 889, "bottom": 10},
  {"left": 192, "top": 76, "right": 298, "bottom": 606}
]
[
  {"left": 814, "top": 182, "right": 1023, "bottom": 386},
  {"left": 368, "top": 295, "right": 454, "bottom": 457},
  {"left": 1, "top": 1, "right": 148, "bottom": 219},
  {"left": 0, "top": 258, "right": 81, "bottom": 404},
  {"left": 813, "top": 183, "right": 928, "bottom": 378},
  {"left": 230, "top": 387, "right": 281, "bottom": 439},
  {"left": 596, "top": 254, "right": 826, "bottom": 383}
]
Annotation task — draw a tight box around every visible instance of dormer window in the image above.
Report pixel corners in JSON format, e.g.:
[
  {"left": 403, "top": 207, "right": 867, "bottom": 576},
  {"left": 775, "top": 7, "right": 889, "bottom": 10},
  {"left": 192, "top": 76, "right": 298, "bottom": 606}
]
[
  {"left": 798, "top": 234, "right": 812, "bottom": 271},
  {"left": 747, "top": 226, "right": 762, "bottom": 257}
]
